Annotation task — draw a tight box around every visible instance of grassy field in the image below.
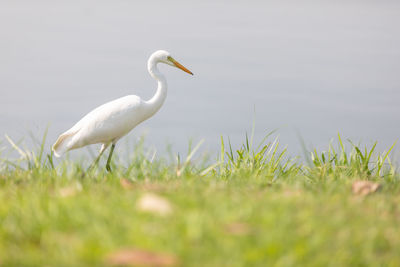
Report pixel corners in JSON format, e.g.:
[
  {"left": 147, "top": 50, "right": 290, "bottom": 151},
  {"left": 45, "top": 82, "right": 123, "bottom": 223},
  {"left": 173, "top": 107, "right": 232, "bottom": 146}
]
[{"left": 0, "top": 133, "right": 399, "bottom": 266}]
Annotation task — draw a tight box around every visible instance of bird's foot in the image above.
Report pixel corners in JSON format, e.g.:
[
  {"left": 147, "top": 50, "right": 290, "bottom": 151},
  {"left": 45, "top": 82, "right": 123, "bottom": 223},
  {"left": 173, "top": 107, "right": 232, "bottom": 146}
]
[
  {"left": 106, "top": 164, "right": 112, "bottom": 172},
  {"left": 86, "top": 164, "right": 95, "bottom": 173}
]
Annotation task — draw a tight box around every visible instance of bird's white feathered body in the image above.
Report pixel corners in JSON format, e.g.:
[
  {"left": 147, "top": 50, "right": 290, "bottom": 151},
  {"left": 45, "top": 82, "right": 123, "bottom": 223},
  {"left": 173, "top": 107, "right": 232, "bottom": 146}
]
[
  {"left": 53, "top": 95, "right": 148, "bottom": 157},
  {"left": 52, "top": 50, "right": 193, "bottom": 160}
]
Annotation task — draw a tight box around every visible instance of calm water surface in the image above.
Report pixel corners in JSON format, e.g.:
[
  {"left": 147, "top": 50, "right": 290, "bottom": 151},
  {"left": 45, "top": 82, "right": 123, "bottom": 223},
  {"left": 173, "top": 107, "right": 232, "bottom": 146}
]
[{"left": 1, "top": 1, "right": 399, "bottom": 160}]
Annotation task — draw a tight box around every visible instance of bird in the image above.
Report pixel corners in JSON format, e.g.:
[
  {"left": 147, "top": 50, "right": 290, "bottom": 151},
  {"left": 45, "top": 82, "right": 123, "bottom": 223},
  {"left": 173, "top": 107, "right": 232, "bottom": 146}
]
[{"left": 52, "top": 50, "right": 193, "bottom": 171}]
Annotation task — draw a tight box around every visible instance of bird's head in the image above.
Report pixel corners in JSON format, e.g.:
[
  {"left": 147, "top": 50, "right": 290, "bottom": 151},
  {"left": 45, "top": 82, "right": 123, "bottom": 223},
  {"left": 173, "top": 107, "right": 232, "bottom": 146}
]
[{"left": 151, "top": 50, "right": 193, "bottom": 75}]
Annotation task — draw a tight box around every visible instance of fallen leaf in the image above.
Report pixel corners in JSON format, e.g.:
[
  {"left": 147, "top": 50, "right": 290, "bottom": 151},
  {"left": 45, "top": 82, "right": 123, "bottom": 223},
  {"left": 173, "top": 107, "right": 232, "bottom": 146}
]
[
  {"left": 120, "top": 178, "right": 134, "bottom": 189},
  {"left": 106, "top": 248, "right": 179, "bottom": 267},
  {"left": 58, "top": 182, "right": 82, "bottom": 197},
  {"left": 225, "top": 222, "right": 251, "bottom": 236},
  {"left": 141, "top": 183, "right": 165, "bottom": 192},
  {"left": 136, "top": 193, "right": 172, "bottom": 216},
  {"left": 283, "top": 189, "right": 302, "bottom": 197},
  {"left": 352, "top": 180, "right": 380, "bottom": 196}
]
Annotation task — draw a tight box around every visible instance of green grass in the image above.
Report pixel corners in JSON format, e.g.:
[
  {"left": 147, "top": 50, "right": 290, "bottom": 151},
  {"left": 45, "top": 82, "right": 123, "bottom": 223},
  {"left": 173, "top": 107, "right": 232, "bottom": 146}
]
[{"left": 0, "top": 132, "right": 399, "bottom": 266}]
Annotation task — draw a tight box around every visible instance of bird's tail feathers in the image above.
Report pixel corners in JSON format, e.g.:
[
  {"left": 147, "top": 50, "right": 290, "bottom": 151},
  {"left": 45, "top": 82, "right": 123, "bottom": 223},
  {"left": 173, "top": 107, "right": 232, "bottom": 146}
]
[{"left": 52, "top": 131, "right": 77, "bottom": 157}]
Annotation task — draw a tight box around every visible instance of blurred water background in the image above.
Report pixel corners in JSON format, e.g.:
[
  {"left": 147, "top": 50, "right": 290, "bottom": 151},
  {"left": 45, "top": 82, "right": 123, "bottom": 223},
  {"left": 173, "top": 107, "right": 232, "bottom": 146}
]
[{"left": 1, "top": 0, "right": 399, "bottom": 161}]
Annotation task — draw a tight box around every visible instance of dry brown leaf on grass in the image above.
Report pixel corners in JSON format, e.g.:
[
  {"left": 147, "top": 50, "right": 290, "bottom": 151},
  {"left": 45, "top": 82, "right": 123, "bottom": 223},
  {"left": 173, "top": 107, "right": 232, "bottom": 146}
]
[
  {"left": 283, "top": 189, "right": 302, "bottom": 197},
  {"left": 225, "top": 222, "right": 252, "bottom": 236},
  {"left": 136, "top": 193, "right": 172, "bottom": 216},
  {"left": 58, "top": 182, "right": 82, "bottom": 197},
  {"left": 352, "top": 180, "right": 381, "bottom": 196},
  {"left": 141, "top": 182, "right": 166, "bottom": 192},
  {"left": 106, "top": 248, "right": 179, "bottom": 267},
  {"left": 120, "top": 178, "right": 134, "bottom": 189}
]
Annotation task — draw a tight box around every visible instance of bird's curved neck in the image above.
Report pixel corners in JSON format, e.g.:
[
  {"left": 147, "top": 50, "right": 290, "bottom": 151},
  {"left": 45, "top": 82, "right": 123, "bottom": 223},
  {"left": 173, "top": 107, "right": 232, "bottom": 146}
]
[{"left": 145, "top": 59, "right": 168, "bottom": 117}]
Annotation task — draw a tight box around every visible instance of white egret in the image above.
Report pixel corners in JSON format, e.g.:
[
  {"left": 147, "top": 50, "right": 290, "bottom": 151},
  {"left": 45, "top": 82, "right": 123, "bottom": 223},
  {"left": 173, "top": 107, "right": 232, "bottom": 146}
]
[{"left": 52, "top": 50, "right": 193, "bottom": 171}]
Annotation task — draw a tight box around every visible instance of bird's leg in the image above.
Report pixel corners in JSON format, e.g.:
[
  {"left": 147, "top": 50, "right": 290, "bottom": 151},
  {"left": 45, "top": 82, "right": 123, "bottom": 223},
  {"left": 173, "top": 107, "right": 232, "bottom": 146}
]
[
  {"left": 87, "top": 144, "right": 109, "bottom": 172},
  {"left": 106, "top": 143, "right": 116, "bottom": 172}
]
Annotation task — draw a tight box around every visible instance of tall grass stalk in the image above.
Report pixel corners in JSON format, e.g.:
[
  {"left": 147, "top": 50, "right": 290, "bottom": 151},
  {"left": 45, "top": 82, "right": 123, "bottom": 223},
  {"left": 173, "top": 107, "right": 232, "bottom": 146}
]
[
  {"left": 216, "top": 131, "right": 299, "bottom": 180},
  {"left": 0, "top": 131, "right": 397, "bottom": 181},
  {"left": 307, "top": 133, "right": 397, "bottom": 180}
]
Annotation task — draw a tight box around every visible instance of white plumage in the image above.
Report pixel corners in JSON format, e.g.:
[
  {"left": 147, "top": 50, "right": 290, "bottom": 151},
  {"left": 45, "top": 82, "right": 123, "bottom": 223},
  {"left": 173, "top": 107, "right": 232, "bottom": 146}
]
[
  {"left": 52, "top": 50, "right": 193, "bottom": 171},
  {"left": 52, "top": 95, "right": 143, "bottom": 157}
]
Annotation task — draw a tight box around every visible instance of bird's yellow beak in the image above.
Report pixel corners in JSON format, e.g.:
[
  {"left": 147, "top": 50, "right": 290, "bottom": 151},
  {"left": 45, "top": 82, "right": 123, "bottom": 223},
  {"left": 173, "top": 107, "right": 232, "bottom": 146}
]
[{"left": 168, "top": 56, "right": 193, "bottom": 75}]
